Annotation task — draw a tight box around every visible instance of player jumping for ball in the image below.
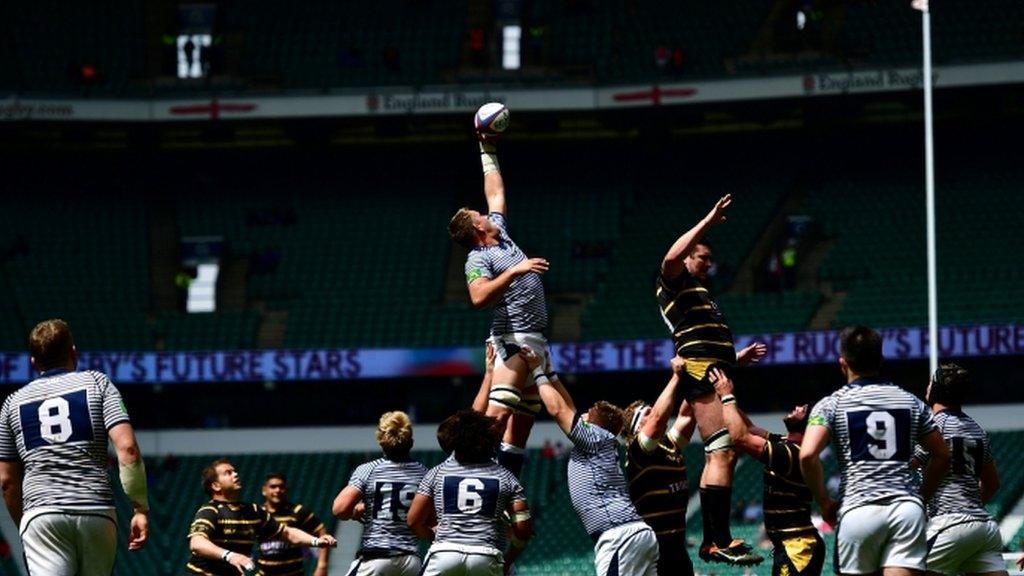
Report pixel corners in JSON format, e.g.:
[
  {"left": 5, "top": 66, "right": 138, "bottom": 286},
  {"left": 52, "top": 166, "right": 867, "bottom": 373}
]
[
  {"left": 657, "top": 194, "right": 767, "bottom": 565},
  {"left": 447, "top": 111, "right": 554, "bottom": 478}
]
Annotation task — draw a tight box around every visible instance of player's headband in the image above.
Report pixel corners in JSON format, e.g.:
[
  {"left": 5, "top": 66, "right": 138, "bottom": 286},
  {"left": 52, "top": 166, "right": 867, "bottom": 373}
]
[{"left": 630, "top": 405, "right": 651, "bottom": 435}]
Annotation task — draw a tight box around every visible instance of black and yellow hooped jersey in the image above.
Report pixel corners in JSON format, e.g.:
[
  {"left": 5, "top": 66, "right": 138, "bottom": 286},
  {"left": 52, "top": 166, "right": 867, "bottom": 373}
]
[
  {"left": 625, "top": 437, "right": 688, "bottom": 538},
  {"left": 760, "top": 435, "right": 816, "bottom": 540},
  {"left": 186, "top": 500, "right": 285, "bottom": 575},
  {"left": 656, "top": 271, "right": 735, "bottom": 364},
  {"left": 259, "top": 502, "right": 326, "bottom": 576}
]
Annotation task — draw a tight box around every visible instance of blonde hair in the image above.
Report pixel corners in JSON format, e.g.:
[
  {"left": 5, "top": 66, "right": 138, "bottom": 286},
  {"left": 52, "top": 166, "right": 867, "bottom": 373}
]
[
  {"left": 377, "top": 411, "right": 414, "bottom": 459},
  {"left": 29, "top": 319, "right": 74, "bottom": 371},
  {"left": 448, "top": 207, "right": 477, "bottom": 248}
]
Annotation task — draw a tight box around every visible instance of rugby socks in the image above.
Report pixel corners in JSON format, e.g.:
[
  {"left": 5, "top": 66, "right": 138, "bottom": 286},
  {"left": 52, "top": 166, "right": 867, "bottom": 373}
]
[
  {"left": 701, "top": 484, "right": 735, "bottom": 548},
  {"left": 497, "top": 442, "right": 526, "bottom": 478}
]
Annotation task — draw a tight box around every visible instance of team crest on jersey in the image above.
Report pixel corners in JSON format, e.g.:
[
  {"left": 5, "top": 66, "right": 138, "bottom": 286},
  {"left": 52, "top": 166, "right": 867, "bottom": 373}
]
[
  {"left": 466, "top": 268, "right": 483, "bottom": 283},
  {"left": 808, "top": 415, "right": 826, "bottom": 427}
]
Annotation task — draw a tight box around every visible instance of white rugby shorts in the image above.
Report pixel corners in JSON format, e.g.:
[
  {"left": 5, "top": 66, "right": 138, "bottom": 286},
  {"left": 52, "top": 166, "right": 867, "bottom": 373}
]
[
  {"left": 835, "top": 499, "right": 926, "bottom": 574},
  {"left": 594, "top": 521, "right": 659, "bottom": 576},
  {"left": 925, "top": 514, "right": 1004, "bottom": 576},
  {"left": 346, "top": 553, "right": 421, "bottom": 576},
  {"left": 20, "top": 507, "right": 117, "bottom": 576},
  {"left": 420, "top": 542, "right": 503, "bottom": 576},
  {"left": 490, "top": 332, "right": 557, "bottom": 384}
]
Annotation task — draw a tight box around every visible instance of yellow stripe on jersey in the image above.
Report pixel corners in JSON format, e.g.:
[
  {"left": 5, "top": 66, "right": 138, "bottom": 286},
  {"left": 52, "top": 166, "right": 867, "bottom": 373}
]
[
  {"left": 191, "top": 519, "right": 215, "bottom": 529},
  {"left": 218, "top": 518, "right": 261, "bottom": 524},
  {"left": 187, "top": 531, "right": 210, "bottom": 539},
  {"left": 674, "top": 322, "right": 728, "bottom": 337},
  {"left": 683, "top": 304, "right": 713, "bottom": 314}
]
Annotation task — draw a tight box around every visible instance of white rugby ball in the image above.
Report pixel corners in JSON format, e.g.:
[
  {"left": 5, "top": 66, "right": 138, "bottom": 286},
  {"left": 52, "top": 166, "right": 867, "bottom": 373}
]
[{"left": 475, "top": 102, "right": 510, "bottom": 134}]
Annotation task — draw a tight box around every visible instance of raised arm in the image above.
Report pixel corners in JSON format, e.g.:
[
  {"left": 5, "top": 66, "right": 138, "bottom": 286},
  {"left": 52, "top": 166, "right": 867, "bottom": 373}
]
[
  {"left": 472, "top": 342, "right": 496, "bottom": 412},
  {"left": 519, "top": 348, "right": 575, "bottom": 434},
  {"left": 537, "top": 379, "right": 576, "bottom": 435},
  {"left": 109, "top": 422, "right": 149, "bottom": 550},
  {"left": 481, "top": 141, "right": 505, "bottom": 215},
  {"left": 710, "top": 367, "right": 766, "bottom": 458},
  {"left": 661, "top": 194, "right": 731, "bottom": 279},
  {"left": 668, "top": 400, "right": 696, "bottom": 450},
  {"left": 639, "top": 357, "right": 684, "bottom": 442}
]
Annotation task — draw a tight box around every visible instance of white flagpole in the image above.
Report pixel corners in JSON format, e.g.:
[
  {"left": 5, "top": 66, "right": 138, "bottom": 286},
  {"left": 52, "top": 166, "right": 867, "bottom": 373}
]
[{"left": 919, "top": 0, "right": 939, "bottom": 375}]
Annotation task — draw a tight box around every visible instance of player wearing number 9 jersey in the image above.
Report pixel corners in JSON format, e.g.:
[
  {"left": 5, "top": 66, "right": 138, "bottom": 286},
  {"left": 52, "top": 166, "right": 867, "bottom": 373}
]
[
  {"left": 334, "top": 411, "right": 427, "bottom": 576},
  {"left": 799, "top": 326, "right": 950, "bottom": 576},
  {"left": 408, "top": 410, "right": 533, "bottom": 576},
  {"left": 0, "top": 319, "right": 150, "bottom": 576}
]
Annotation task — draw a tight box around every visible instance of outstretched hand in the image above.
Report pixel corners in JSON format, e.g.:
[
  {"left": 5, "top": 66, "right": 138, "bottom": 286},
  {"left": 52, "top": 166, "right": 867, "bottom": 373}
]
[
  {"left": 709, "top": 367, "right": 734, "bottom": 396},
  {"left": 670, "top": 356, "right": 687, "bottom": 375},
  {"left": 517, "top": 346, "right": 543, "bottom": 372},
  {"left": 737, "top": 342, "right": 767, "bottom": 366},
  {"left": 705, "top": 194, "right": 732, "bottom": 226},
  {"left": 512, "top": 258, "right": 549, "bottom": 277},
  {"left": 314, "top": 534, "right": 338, "bottom": 548}
]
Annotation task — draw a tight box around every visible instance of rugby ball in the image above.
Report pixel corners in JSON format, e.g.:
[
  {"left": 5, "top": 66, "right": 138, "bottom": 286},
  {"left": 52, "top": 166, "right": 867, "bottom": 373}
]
[{"left": 474, "top": 102, "right": 510, "bottom": 135}]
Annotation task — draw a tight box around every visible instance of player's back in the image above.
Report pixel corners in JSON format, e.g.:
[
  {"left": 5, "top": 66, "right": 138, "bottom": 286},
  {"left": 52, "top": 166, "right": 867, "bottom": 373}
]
[
  {"left": 0, "top": 369, "right": 128, "bottom": 512},
  {"left": 810, "top": 378, "right": 935, "bottom": 512},
  {"left": 926, "top": 410, "right": 991, "bottom": 519},
  {"left": 354, "top": 457, "right": 428, "bottom": 553},
  {"left": 567, "top": 418, "right": 642, "bottom": 538},
  {"left": 419, "top": 458, "right": 523, "bottom": 549}
]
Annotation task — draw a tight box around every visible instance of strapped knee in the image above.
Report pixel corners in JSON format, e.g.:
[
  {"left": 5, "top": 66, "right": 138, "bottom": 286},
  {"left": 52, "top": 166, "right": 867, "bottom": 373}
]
[
  {"left": 517, "top": 392, "right": 542, "bottom": 417},
  {"left": 489, "top": 385, "right": 522, "bottom": 412},
  {"left": 704, "top": 428, "right": 733, "bottom": 453}
]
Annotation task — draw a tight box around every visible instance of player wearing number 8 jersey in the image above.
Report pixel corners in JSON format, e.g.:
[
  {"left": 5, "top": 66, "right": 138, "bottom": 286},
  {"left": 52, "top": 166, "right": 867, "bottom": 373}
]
[
  {"left": 0, "top": 319, "right": 150, "bottom": 576},
  {"left": 799, "top": 326, "right": 950, "bottom": 576},
  {"left": 914, "top": 364, "right": 1007, "bottom": 576},
  {"left": 408, "top": 410, "right": 533, "bottom": 576},
  {"left": 333, "top": 411, "right": 427, "bottom": 576}
]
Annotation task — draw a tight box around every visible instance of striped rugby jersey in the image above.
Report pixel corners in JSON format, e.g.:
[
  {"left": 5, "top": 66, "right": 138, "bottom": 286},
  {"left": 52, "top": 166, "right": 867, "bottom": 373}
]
[
  {"left": 464, "top": 213, "right": 548, "bottom": 335},
  {"left": 258, "top": 501, "right": 325, "bottom": 576},
  {"left": 808, "top": 378, "right": 936, "bottom": 513},
  {"left": 624, "top": 436, "right": 687, "bottom": 539},
  {"left": 348, "top": 457, "right": 428, "bottom": 555},
  {"left": 915, "top": 409, "right": 992, "bottom": 520},
  {"left": 187, "top": 501, "right": 284, "bottom": 575},
  {"left": 656, "top": 270, "right": 735, "bottom": 364},
  {"left": 567, "top": 415, "right": 643, "bottom": 538},
  {"left": 417, "top": 458, "right": 525, "bottom": 550},
  {"left": 0, "top": 369, "right": 131, "bottom": 511}
]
